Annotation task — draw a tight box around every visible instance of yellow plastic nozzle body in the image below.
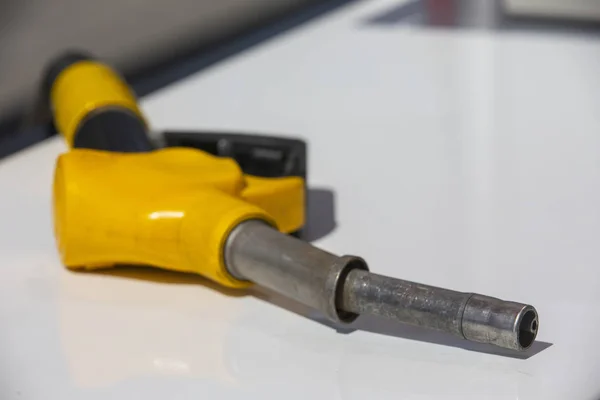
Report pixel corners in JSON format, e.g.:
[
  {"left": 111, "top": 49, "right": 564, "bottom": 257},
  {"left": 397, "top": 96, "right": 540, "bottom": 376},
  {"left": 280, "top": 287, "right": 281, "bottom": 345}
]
[
  {"left": 49, "top": 56, "right": 304, "bottom": 288},
  {"left": 53, "top": 147, "right": 305, "bottom": 288}
]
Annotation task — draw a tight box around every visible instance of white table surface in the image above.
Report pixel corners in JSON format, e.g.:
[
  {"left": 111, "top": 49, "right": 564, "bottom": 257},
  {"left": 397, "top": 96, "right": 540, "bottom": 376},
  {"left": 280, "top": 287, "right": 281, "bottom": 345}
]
[{"left": 3, "top": 0, "right": 600, "bottom": 398}]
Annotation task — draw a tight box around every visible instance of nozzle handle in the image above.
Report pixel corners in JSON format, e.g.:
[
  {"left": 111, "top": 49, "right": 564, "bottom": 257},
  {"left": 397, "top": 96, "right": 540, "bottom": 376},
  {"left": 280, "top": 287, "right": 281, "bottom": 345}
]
[{"left": 44, "top": 52, "right": 153, "bottom": 152}]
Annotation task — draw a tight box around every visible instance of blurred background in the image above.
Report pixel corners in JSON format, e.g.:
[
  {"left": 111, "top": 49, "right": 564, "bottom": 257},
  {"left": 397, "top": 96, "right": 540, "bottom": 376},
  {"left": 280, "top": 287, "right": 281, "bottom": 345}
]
[{"left": 1, "top": 0, "right": 600, "bottom": 156}]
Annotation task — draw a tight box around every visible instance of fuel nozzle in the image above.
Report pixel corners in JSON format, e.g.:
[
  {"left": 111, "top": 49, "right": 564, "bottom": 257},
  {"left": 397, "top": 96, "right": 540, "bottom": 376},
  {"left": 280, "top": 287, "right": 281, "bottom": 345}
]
[
  {"left": 46, "top": 52, "right": 538, "bottom": 353},
  {"left": 226, "top": 220, "right": 538, "bottom": 351}
]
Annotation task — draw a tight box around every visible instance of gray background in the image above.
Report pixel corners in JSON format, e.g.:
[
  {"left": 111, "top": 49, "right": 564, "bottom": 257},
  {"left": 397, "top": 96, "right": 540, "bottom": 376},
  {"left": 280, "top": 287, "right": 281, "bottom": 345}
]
[{"left": 0, "top": 0, "right": 316, "bottom": 123}]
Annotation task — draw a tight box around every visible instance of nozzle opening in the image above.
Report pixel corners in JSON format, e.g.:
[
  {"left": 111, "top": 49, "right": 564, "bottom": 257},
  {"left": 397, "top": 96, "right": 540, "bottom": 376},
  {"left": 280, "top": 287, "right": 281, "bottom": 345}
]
[{"left": 518, "top": 309, "right": 538, "bottom": 349}]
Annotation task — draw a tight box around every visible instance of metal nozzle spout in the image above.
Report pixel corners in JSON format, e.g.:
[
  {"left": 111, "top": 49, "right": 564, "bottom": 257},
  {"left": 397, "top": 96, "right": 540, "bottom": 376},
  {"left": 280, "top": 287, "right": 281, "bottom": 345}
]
[
  {"left": 340, "top": 270, "right": 538, "bottom": 351},
  {"left": 225, "top": 220, "right": 539, "bottom": 351},
  {"left": 461, "top": 295, "right": 538, "bottom": 350}
]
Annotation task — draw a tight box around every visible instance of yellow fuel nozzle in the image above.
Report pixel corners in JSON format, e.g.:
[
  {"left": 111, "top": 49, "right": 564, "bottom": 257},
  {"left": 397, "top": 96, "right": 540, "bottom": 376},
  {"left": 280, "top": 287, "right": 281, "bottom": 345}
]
[{"left": 47, "top": 54, "right": 539, "bottom": 351}]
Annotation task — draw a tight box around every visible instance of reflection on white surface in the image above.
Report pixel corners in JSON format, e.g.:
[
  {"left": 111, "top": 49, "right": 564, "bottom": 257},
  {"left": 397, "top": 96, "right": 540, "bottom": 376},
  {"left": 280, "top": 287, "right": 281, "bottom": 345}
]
[{"left": 57, "top": 268, "right": 240, "bottom": 387}]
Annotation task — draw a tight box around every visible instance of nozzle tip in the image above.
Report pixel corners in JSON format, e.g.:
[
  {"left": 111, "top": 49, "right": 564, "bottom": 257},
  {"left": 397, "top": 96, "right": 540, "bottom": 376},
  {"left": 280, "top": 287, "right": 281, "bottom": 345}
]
[
  {"left": 462, "top": 295, "right": 538, "bottom": 351},
  {"left": 516, "top": 307, "right": 538, "bottom": 349}
]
